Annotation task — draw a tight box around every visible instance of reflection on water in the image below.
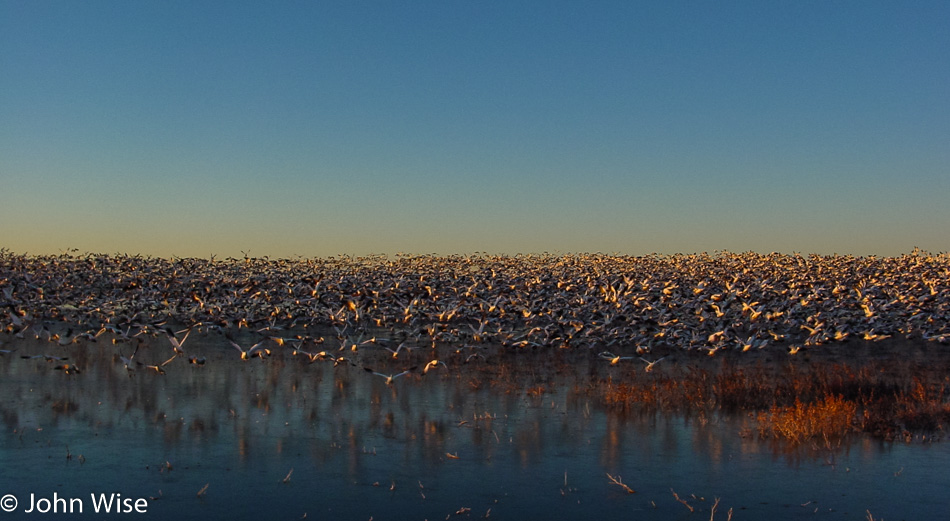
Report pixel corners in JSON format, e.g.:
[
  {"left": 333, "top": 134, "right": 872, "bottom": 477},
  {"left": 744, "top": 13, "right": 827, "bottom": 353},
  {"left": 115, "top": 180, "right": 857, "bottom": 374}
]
[{"left": 0, "top": 335, "right": 947, "bottom": 520}]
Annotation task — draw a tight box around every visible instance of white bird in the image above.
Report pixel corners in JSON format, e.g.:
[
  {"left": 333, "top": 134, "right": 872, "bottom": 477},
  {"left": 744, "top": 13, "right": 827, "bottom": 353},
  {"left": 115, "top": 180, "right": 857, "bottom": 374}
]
[
  {"left": 54, "top": 363, "right": 81, "bottom": 374},
  {"left": 8, "top": 311, "right": 32, "bottom": 338},
  {"left": 469, "top": 321, "right": 490, "bottom": 343},
  {"left": 599, "top": 351, "right": 635, "bottom": 365},
  {"left": 117, "top": 344, "right": 139, "bottom": 372},
  {"left": 227, "top": 337, "right": 271, "bottom": 360},
  {"left": 386, "top": 342, "right": 417, "bottom": 359},
  {"left": 463, "top": 352, "right": 485, "bottom": 363},
  {"left": 364, "top": 366, "right": 416, "bottom": 385},
  {"left": 639, "top": 356, "right": 667, "bottom": 372},
  {"left": 165, "top": 327, "right": 192, "bottom": 355},
  {"left": 332, "top": 355, "right": 352, "bottom": 367},
  {"left": 423, "top": 359, "right": 447, "bottom": 374},
  {"left": 137, "top": 362, "right": 166, "bottom": 374},
  {"left": 56, "top": 328, "right": 78, "bottom": 346},
  {"left": 293, "top": 349, "right": 334, "bottom": 363}
]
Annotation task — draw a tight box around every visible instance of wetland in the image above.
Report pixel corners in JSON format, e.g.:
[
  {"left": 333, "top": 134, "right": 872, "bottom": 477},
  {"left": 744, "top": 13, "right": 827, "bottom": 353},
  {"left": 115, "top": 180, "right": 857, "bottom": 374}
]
[{"left": 1, "top": 250, "right": 949, "bottom": 519}]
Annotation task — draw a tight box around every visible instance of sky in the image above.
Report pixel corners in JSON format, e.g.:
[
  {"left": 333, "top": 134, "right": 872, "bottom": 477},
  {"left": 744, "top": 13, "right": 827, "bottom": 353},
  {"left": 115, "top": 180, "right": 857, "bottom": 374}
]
[{"left": 2, "top": 1, "right": 948, "bottom": 259}]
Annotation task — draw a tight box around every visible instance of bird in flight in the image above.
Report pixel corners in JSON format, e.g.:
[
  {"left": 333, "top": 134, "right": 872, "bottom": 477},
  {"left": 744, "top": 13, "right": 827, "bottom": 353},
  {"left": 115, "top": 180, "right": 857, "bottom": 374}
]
[
  {"left": 423, "top": 359, "right": 447, "bottom": 375},
  {"left": 227, "top": 336, "right": 271, "bottom": 360},
  {"left": 639, "top": 356, "right": 667, "bottom": 372},
  {"left": 54, "top": 363, "right": 81, "bottom": 375},
  {"left": 165, "top": 327, "right": 192, "bottom": 356},
  {"left": 364, "top": 366, "right": 417, "bottom": 385},
  {"left": 599, "top": 351, "right": 635, "bottom": 365},
  {"left": 21, "top": 354, "right": 68, "bottom": 362},
  {"left": 386, "top": 341, "right": 417, "bottom": 359},
  {"left": 117, "top": 344, "right": 140, "bottom": 372},
  {"left": 137, "top": 362, "right": 166, "bottom": 375}
]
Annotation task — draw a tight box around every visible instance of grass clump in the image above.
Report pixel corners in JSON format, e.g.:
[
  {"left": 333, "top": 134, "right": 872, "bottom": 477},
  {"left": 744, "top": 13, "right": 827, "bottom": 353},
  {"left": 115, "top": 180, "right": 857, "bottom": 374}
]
[{"left": 756, "top": 395, "right": 858, "bottom": 446}]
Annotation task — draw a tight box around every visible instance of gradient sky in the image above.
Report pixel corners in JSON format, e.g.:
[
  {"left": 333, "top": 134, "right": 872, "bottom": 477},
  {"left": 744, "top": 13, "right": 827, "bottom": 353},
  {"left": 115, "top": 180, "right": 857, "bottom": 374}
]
[{"left": 2, "top": 1, "right": 948, "bottom": 258}]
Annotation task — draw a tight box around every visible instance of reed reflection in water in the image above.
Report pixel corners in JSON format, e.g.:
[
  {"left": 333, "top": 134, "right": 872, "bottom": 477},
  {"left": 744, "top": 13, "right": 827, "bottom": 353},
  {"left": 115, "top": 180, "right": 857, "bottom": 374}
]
[{"left": 0, "top": 334, "right": 947, "bottom": 520}]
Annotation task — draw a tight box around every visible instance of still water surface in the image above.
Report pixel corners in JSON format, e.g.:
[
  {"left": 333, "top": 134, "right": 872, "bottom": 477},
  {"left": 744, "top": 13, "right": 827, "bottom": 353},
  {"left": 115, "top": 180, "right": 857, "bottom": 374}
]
[{"left": 0, "top": 336, "right": 946, "bottom": 520}]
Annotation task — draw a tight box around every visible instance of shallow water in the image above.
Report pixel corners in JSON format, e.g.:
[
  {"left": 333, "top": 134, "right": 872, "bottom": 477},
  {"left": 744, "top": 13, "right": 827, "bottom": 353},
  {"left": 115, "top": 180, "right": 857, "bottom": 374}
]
[{"left": 0, "top": 335, "right": 946, "bottom": 520}]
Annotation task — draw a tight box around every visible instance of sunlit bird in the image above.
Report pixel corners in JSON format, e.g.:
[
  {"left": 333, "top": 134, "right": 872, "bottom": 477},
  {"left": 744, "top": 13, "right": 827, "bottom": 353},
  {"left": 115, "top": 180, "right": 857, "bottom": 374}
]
[
  {"left": 165, "top": 327, "right": 192, "bottom": 355},
  {"left": 599, "top": 351, "right": 635, "bottom": 365},
  {"left": 137, "top": 362, "right": 166, "bottom": 374},
  {"left": 293, "top": 349, "right": 335, "bottom": 363},
  {"left": 639, "top": 356, "right": 667, "bottom": 372},
  {"left": 423, "top": 359, "right": 447, "bottom": 374},
  {"left": 54, "top": 363, "right": 81, "bottom": 374},
  {"left": 386, "top": 341, "right": 417, "bottom": 359},
  {"left": 227, "top": 337, "right": 271, "bottom": 360}
]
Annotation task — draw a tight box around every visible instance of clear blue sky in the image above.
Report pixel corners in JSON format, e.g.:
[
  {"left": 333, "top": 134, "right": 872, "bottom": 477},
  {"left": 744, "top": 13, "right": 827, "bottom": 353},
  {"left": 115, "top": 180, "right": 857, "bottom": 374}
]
[{"left": 2, "top": 1, "right": 948, "bottom": 258}]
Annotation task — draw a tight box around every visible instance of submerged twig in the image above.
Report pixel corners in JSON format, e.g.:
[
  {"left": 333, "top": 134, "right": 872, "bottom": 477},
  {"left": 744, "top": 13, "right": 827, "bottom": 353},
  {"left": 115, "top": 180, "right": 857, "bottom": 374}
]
[
  {"left": 606, "top": 473, "right": 635, "bottom": 494},
  {"left": 671, "top": 488, "right": 694, "bottom": 512}
]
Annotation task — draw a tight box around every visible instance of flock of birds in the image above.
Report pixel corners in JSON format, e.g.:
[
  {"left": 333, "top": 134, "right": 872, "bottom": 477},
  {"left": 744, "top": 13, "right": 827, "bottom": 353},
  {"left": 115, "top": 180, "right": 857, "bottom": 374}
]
[{"left": 1, "top": 249, "right": 948, "bottom": 379}]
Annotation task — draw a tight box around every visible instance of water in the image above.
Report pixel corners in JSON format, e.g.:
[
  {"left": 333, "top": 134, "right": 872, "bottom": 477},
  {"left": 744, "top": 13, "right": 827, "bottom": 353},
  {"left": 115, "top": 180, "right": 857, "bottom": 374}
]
[{"left": 0, "top": 335, "right": 946, "bottom": 520}]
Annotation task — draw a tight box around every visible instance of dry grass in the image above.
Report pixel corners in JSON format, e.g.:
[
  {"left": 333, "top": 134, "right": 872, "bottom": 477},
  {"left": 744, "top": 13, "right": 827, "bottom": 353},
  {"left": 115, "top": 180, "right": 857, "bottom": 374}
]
[
  {"left": 603, "top": 378, "right": 659, "bottom": 409},
  {"left": 756, "top": 395, "right": 858, "bottom": 445},
  {"left": 597, "top": 354, "right": 950, "bottom": 446}
]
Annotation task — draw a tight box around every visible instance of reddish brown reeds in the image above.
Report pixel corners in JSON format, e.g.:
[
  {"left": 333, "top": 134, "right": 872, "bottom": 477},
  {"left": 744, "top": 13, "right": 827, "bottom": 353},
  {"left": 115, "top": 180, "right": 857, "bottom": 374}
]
[
  {"left": 597, "top": 351, "right": 950, "bottom": 445},
  {"left": 860, "top": 376, "right": 950, "bottom": 438},
  {"left": 756, "top": 395, "right": 858, "bottom": 445},
  {"left": 602, "top": 377, "right": 659, "bottom": 409}
]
